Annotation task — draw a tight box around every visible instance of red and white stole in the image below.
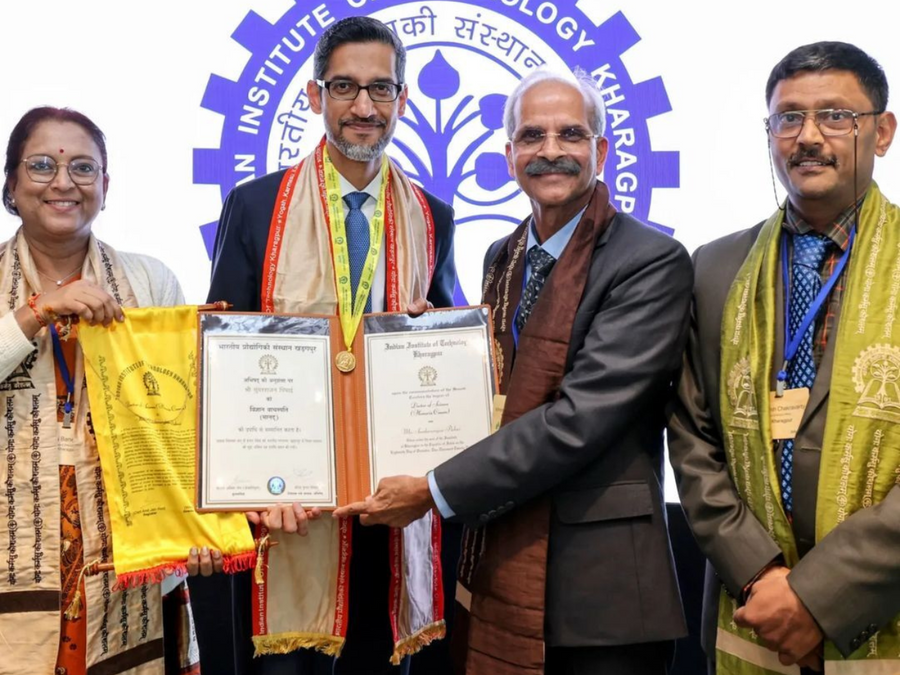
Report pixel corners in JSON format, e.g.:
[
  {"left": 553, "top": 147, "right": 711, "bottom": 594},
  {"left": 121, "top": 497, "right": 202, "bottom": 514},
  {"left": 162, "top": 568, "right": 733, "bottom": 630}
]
[{"left": 252, "top": 138, "right": 445, "bottom": 663}]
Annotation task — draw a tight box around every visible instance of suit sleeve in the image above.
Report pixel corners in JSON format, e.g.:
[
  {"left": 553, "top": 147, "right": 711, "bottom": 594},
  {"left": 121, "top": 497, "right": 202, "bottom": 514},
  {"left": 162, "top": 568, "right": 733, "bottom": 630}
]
[
  {"left": 426, "top": 203, "right": 457, "bottom": 309},
  {"left": 207, "top": 186, "right": 260, "bottom": 311},
  {"left": 666, "top": 251, "right": 782, "bottom": 599},
  {"left": 789, "top": 483, "right": 900, "bottom": 654},
  {"left": 433, "top": 235, "right": 692, "bottom": 525}
]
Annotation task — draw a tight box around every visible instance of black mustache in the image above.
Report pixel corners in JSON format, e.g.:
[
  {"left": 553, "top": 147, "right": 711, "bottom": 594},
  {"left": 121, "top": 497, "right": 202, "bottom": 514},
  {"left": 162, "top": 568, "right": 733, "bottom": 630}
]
[
  {"left": 789, "top": 149, "right": 836, "bottom": 167},
  {"left": 524, "top": 157, "right": 581, "bottom": 176},
  {"left": 340, "top": 117, "right": 386, "bottom": 127}
]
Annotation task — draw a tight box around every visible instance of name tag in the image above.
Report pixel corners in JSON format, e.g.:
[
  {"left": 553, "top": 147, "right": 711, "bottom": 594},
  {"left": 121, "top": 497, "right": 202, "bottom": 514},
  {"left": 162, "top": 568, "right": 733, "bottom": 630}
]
[
  {"left": 58, "top": 424, "right": 79, "bottom": 466},
  {"left": 491, "top": 394, "right": 507, "bottom": 433},
  {"left": 769, "top": 388, "right": 810, "bottom": 440}
]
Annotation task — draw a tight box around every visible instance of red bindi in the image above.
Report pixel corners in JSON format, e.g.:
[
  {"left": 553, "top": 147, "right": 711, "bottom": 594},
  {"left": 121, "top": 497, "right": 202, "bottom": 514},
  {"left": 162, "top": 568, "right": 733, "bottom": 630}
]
[{"left": 59, "top": 148, "right": 65, "bottom": 154}]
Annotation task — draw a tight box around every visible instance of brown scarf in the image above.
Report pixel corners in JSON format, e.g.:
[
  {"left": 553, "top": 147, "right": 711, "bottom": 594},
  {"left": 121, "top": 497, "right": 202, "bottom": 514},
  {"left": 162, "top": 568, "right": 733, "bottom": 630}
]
[{"left": 456, "top": 182, "right": 616, "bottom": 674}]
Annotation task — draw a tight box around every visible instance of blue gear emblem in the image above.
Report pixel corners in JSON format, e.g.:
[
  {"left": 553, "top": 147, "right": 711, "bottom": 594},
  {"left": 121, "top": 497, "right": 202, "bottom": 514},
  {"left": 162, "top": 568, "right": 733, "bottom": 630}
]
[{"left": 195, "top": 1, "right": 679, "bottom": 302}]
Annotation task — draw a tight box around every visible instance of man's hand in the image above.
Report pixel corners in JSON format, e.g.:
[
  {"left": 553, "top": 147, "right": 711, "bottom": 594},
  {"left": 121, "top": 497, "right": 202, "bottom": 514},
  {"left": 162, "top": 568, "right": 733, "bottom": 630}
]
[
  {"left": 246, "top": 503, "right": 322, "bottom": 536},
  {"left": 796, "top": 648, "right": 824, "bottom": 672},
  {"left": 407, "top": 298, "right": 433, "bottom": 318},
  {"left": 332, "top": 476, "right": 434, "bottom": 527},
  {"left": 186, "top": 546, "right": 223, "bottom": 577},
  {"left": 733, "top": 566, "right": 823, "bottom": 664}
]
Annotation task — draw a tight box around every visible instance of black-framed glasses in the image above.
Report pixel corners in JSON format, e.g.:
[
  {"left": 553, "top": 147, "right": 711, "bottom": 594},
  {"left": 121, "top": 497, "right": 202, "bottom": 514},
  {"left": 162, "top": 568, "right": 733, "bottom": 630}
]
[
  {"left": 765, "top": 108, "right": 883, "bottom": 138},
  {"left": 316, "top": 79, "right": 403, "bottom": 102},
  {"left": 21, "top": 155, "right": 103, "bottom": 185},
  {"left": 511, "top": 126, "right": 600, "bottom": 149}
]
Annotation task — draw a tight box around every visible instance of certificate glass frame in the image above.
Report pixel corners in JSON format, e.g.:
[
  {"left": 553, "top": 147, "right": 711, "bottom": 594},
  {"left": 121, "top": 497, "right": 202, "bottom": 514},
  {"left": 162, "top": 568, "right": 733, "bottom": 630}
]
[
  {"left": 362, "top": 307, "right": 495, "bottom": 493},
  {"left": 196, "top": 313, "right": 338, "bottom": 511},
  {"left": 196, "top": 307, "right": 495, "bottom": 511}
]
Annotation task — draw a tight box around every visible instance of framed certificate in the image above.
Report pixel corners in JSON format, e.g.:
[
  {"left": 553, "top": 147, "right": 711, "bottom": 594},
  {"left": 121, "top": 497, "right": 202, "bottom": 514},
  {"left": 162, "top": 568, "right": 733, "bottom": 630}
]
[
  {"left": 196, "top": 307, "right": 495, "bottom": 511},
  {"left": 196, "top": 313, "right": 338, "bottom": 511},
  {"left": 362, "top": 308, "right": 495, "bottom": 492}
]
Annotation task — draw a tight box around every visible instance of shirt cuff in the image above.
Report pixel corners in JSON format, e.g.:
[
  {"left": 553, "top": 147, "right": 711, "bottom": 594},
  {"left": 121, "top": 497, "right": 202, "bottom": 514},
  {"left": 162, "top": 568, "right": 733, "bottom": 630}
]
[{"left": 427, "top": 471, "right": 455, "bottom": 518}]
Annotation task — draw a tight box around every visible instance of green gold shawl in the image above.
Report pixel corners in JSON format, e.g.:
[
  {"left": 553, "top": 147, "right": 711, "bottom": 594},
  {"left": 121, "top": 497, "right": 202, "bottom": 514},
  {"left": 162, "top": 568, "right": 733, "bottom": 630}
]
[{"left": 718, "top": 183, "right": 900, "bottom": 674}]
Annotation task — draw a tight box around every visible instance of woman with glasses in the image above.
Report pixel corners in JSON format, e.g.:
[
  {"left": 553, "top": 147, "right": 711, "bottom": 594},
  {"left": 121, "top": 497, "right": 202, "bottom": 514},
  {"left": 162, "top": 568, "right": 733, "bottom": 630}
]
[{"left": 0, "top": 107, "right": 208, "bottom": 675}]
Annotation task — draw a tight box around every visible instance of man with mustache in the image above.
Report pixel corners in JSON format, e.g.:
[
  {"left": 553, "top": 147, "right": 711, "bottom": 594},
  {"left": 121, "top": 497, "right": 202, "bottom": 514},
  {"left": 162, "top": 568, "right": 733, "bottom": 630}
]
[
  {"left": 205, "top": 16, "right": 457, "bottom": 675},
  {"left": 334, "top": 67, "right": 692, "bottom": 675},
  {"left": 668, "top": 42, "right": 900, "bottom": 674}
]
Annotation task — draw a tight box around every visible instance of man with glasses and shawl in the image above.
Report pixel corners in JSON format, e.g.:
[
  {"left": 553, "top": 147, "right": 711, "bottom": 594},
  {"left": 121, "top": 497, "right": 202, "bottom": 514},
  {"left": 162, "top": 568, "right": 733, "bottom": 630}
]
[
  {"left": 668, "top": 41, "right": 900, "bottom": 674},
  {"left": 334, "top": 67, "right": 692, "bottom": 675},
  {"left": 206, "top": 15, "right": 457, "bottom": 675}
]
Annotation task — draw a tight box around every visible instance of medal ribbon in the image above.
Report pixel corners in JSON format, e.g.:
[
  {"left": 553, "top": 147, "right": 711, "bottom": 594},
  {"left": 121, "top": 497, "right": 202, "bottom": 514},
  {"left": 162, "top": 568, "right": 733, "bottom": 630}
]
[
  {"left": 776, "top": 228, "right": 855, "bottom": 394},
  {"left": 318, "top": 144, "right": 389, "bottom": 352}
]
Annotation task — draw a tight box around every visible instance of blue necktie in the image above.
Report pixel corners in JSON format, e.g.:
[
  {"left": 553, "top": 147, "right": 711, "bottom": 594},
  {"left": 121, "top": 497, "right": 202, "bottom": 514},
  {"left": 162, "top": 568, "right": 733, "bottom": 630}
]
[
  {"left": 781, "top": 232, "right": 832, "bottom": 515},
  {"left": 516, "top": 245, "right": 556, "bottom": 333},
  {"left": 343, "top": 191, "right": 372, "bottom": 313}
]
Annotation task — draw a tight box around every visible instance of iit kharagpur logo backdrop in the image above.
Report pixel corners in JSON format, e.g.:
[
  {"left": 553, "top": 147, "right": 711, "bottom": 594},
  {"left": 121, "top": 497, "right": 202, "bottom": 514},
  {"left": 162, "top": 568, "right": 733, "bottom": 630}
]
[{"left": 194, "top": 0, "right": 679, "bottom": 303}]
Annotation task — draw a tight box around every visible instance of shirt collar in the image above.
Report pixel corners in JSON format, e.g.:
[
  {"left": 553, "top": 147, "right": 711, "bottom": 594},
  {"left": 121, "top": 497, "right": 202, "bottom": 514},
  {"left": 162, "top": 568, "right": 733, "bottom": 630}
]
[
  {"left": 337, "top": 167, "right": 384, "bottom": 203},
  {"left": 782, "top": 190, "right": 868, "bottom": 252},
  {"left": 527, "top": 206, "right": 587, "bottom": 260}
]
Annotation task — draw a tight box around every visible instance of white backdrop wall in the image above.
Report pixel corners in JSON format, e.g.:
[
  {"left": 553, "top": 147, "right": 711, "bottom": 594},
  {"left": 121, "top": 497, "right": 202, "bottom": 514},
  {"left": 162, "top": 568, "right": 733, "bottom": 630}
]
[{"left": 2, "top": 0, "right": 899, "bottom": 499}]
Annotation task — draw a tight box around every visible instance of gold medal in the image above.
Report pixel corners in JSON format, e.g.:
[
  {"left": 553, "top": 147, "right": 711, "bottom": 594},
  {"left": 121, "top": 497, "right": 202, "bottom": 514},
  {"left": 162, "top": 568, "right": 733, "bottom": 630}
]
[{"left": 335, "top": 350, "right": 357, "bottom": 373}]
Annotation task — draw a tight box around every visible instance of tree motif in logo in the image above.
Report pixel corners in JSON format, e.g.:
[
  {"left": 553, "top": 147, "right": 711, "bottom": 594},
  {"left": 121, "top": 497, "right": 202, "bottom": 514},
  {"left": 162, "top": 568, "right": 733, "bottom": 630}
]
[
  {"left": 853, "top": 345, "right": 900, "bottom": 417},
  {"left": 259, "top": 354, "right": 279, "bottom": 375},
  {"left": 143, "top": 371, "right": 161, "bottom": 397},
  {"left": 394, "top": 50, "right": 517, "bottom": 220},
  {"left": 727, "top": 357, "right": 758, "bottom": 429},
  {"left": 418, "top": 365, "right": 438, "bottom": 386},
  {"left": 195, "top": 1, "right": 680, "bottom": 304}
]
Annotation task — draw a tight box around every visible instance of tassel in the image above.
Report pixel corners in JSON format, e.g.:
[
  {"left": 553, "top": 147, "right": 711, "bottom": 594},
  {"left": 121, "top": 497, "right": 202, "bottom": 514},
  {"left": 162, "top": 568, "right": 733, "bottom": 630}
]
[
  {"left": 65, "top": 559, "right": 100, "bottom": 620},
  {"left": 254, "top": 534, "right": 271, "bottom": 585},
  {"left": 64, "top": 590, "right": 83, "bottom": 621}
]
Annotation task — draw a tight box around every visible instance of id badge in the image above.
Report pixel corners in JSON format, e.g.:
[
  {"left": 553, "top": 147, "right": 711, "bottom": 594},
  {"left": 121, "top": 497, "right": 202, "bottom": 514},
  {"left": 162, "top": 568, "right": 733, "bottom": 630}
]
[
  {"left": 769, "top": 387, "right": 810, "bottom": 440},
  {"left": 58, "top": 424, "right": 79, "bottom": 466}
]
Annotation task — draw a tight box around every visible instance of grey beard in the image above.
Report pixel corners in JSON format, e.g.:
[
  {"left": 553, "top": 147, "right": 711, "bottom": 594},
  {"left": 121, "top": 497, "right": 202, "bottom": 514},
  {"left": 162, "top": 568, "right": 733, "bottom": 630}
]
[{"left": 326, "top": 126, "right": 393, "bottom": 162}]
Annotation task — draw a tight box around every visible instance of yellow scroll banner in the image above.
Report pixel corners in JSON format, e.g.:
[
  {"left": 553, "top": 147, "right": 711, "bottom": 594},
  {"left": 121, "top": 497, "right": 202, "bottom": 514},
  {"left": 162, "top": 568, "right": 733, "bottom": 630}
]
[{"left": 80, "top": 305, "right": 255, "bottom": 588}]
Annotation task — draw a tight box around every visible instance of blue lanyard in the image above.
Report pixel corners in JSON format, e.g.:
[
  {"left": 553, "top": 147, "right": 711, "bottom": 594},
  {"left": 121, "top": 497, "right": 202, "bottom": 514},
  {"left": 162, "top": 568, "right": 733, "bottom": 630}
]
[
  {"left": 49, "top": 323, "right": 75, "bottom": 427},
  {"left": 777, "top": 228, "right": 855, "bottom": 395}
]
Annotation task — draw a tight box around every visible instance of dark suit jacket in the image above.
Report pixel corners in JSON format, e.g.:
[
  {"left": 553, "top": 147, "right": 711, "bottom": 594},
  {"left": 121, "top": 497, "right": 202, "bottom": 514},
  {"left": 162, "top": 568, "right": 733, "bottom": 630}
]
[
  {"left": 667, "top": 223, "right": 900, "bottom": 658},
  {"left": 433, "top": 212, "right": 692, "bottom": 648},
  {"left": 207, "top": 168, "right": 457, "bottom": 310},
  {"left": 201, "top": 166, "right": 457, "bottom": 674}
]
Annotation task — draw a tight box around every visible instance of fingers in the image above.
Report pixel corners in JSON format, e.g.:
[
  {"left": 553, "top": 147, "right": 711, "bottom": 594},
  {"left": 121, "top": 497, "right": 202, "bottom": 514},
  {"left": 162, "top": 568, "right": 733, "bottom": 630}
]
[
  {"left": 186, "top": 546, "right": 222, "bottom": 576},
  {"left": 291, "top": 502, "right": 310, "bottom": 536},
  {"left": 261, "top": 505, "right": 283, "bottom": 531},
  {"left": 261, "top": 504, "right": 312, "bottom": 535},
  {"left": 43, "top": 281, "right": 124, "bottom": 326},
  {"left": 333, "top": 500, "right": 368, "bottom": 519},
  {"left": 246, "top": 511, "right": 262, "bottom": 525},
  {"left": 733, "top": 607, "right": 749, "bottom": 627},
  {"left": 198, "top": 546, "right": 214, "bottom": 576},
  {"left": 406, "top": 298, "right": 430, "bottom": 318},
  {"left": 186, "top": 547, "right": 200, "bottom": 576}
]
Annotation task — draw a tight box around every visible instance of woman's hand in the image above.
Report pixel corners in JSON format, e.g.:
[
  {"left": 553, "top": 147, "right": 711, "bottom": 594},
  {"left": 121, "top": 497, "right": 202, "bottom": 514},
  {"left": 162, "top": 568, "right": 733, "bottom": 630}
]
[
  {"left": 40, "top": 280, "right": 125, "bottom": 326},
  {"left": 186, "top": 546, "right": 223, "bottom": 577},
  {"left": 16, "top": 280, "right": 125, "bottom": 339}
]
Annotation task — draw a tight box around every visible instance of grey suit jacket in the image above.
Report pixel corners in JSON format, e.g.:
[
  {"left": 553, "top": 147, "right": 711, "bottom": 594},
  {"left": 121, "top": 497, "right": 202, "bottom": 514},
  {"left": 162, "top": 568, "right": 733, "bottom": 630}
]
[
  {"left": 667, "top": 222, "right": 900, "bottom": 657},
  {"left": 433, "top": 212, "right": 691, "bottom": 647}
]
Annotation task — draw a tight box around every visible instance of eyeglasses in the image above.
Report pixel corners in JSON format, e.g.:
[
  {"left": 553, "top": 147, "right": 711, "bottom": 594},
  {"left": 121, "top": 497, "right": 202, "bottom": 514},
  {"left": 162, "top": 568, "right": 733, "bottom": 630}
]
[
  {"left": 765, "top": 109, "right": 883, "bottom": 138},
  {"left": 21, "top": 155, "right": 103, "bottom": 185},
  {"left": 511, "top": 127, "right": 599, "bottom": 149},
  {"left": 316, "top": 79, "right": 403, "bottom": 102}
]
